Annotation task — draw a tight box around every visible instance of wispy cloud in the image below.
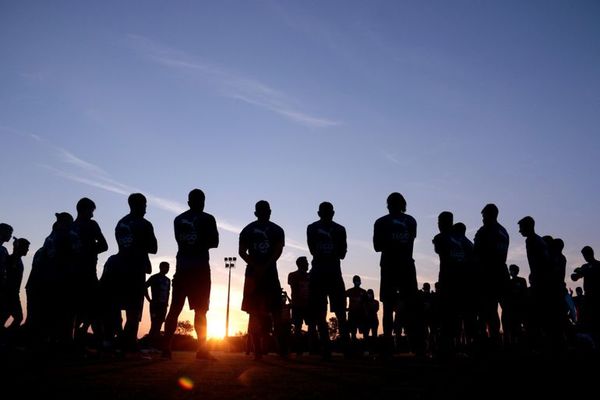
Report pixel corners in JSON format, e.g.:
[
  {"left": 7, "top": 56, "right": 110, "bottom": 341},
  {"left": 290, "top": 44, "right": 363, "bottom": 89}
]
[{"left": 128, "top": 34, "right": 340, "bottom": 128}]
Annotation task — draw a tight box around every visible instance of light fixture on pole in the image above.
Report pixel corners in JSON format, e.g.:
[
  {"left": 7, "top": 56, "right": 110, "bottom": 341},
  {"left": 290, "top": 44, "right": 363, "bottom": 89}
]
[{"left": 225, "top": 256, "right": 236, "bottom": 338}]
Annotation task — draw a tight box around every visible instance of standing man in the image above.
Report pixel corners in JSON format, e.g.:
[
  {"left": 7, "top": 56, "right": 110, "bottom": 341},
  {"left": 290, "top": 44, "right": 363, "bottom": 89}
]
[
  {"left": 71, "top": 197, "right": 108, "bottom": 343},
  {"left": 145, "top": 261, "right": 171, "bottom": 343},
  {"left": 288, "top": 256, "right": 311, "bottom": 356},
  {"left": 373, "top": 192, "right": 424, "bottom": 356},
  {"left": 572, "top": 246, "right": 600, "bottom": 341},
  {"left": 473, "top": 204, "right": 509, "bottom": 346},
  {"left": 518, "top": 216, "right": 564, "bottom": 351},
  {"left": 307, "top": 201, "right": 348, "bottom": 359},
  {"left": 163, "top": 189, "right": 219, "bottom": 360},
  {"left": 239, "top": 200, "right": 285, "bottom": 359},
  {"left": 115, "top": 193, "right": 157, "bottom": 352},
  {"left": 0, "top": 238, "right": 30, "bottom": 333}
]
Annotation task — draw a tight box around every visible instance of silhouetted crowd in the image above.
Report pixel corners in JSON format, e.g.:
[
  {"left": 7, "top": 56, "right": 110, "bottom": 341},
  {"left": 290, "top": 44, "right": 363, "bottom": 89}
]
[{"left": 0, "top": 191, "right": 598, "bottom": 361}]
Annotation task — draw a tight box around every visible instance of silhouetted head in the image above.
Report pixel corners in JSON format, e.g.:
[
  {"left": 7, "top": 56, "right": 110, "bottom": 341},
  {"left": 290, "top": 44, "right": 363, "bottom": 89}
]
[
  {"left": 353, "top": 275, "right": 361, "bottom": 287},
  {"left": 438, "top": 211, "right": 453, "bottom": 233},
  {"left": 552, "top": 238, "right": 564, "bottom": 253},
  {"left": 367, "top": 289, "right": 375, "bottom": 299},
  {"left": 575, "top": 286, "right": 583, "bottom": 296},
  {"left": 581, "top": 246, "right": 595, "bottom": 263},
  {"left": 518, "top": 216, "right": 535, "bottom": 237},
  {"left": 481, "top": 204, "right": 499, "bottom": 226},
  {"left": 387, "top": 192, "right": 406, "bottom": 214},
  {"left": 188, "top": 189, "right": 205, "bottom": 212},
  {"left": 128, "top": 193, "right": 147, "bottom": 217},
  {"left": 509, "top": 264, "right": 520, "bottom": 278},
  {"left": 0, "top": 223, "right": 13, "bottom": 243},
  {"left": 12, "top": 238, "right": 30, "bottom": 257},
  {"left": 254, "top": 200, "right": 271, "bottom": 222},
  {"left": 422, "top": 282, "right": 431, "bottom": 293},
  {"left": 76, "top": 197, "right": 96, "bottom": 220},
  {"left": 159, "top": 261, "right": 170, "bottom": 274},
  {"left": 318, "top": 202, "right": 334, "bottom": 223},
  {"left": 542, "top": 235, "right": 554, "bottom": 248},
  {"left": 53, "top": 212, "right": 74, "bottom": 232},
  {"left": 452, "top": 222, "right": 467, "bottom": 237},
  {"left": 434, "top": 282, "right": 440, "bottom": 292},
  {"left": 296, "top": 256, "right": 309, "bottom": 272}
]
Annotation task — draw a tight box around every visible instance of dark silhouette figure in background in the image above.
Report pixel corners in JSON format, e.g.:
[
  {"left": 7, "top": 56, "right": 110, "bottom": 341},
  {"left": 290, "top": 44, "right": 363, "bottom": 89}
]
[
  {"left": 433, "top": 211, "right": 468, "bottom": 355},
  {"left": 473, "top": 204, "right": 509, "bottom": 347},
  {"left": 502, "top": 264, "right": 528, "bottom": 346},
  {"left": 163, "top": 189, "right": 219, "bottom": 360},
  {"left": 42, "top": 213, "right": 75, "bottom": 347},
  {"left": 239, "top": 201, "right": 286, "bottom": 360},
  {"left": 364, "top": 288, "right": 380, "bottom": 353},
  {"left": 572, "top": 246, "right": 600, "bottom": 345},
  {"left": 572, "top": 286, "right": 585, "bottom": 326},
  {"left": 518, "top": 216, "right": 565, "bottom": 352},
  {"left": 0, "top": 223, "right": 13, "bottom": 281},
  {"left": 307, "top": 201, "right": 349, "bottom": 359},
  {"left": 0, "top": 223, "right": 13, "bottom": 335},
  {"left": 0, "top": 238, "right": 30, "bottom": 333},
  {"left": 452, "top": 222, "right": 477, "bottom": 347},
  {"left": 115, "top": 193, "right": 157, "bottom": 352},
  {"left": 70, "top": 197, "right": 108, "bottom": 346},
  {"left": 346, "top": 275, "right": 367, "bottom": 342},
  {"left": 145, "top": 261, "right": 170, "bottom": 343},
  {"left": 288, "top": 256, "right": 312, "bottom": 356},
  {"left": 373, "top": 192, "right": 424, "bottom": 357}
]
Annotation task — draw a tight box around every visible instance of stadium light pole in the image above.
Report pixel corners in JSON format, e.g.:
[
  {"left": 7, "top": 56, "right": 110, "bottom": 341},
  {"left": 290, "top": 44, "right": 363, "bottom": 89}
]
[{"left": 225, "top": 256, "right": 236, "bottom": 338}]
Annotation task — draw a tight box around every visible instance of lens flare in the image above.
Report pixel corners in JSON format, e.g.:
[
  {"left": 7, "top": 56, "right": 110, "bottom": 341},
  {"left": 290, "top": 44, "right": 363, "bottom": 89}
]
[{"left": 178, "top": 376, "right": 195, "bottom": 390}]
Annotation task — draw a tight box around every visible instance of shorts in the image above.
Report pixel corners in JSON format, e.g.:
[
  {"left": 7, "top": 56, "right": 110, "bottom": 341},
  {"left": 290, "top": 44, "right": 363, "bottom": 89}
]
[
  {"left": 172, "top": 258, "right": 211, "bottom": 312},
  {"left": 380, "top": 261, "right": 418, "bottom": 305},
  {"left": 309, "top": 272, "right": 346, "bottom": 315}
]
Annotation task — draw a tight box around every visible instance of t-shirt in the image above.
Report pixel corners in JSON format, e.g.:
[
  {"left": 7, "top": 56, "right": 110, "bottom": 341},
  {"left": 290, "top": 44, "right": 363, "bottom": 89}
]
[
  {"left": 346, "top": 286, "right": 367, "bottom": 313},
  {"left": 473, "top": 222, "right": 509, "bottom": 266},
  {"left": 0, "top": 245, "right": 8, "bottom": 286},
  {"left": 5, "top": 254, "right": 23, "bottom": 294},
  {"left": 433, "top": 231, "right": 466, "bottom": 283},
  {"left": 71, "top": 219, "right": 107, "bottom": 261},
  {"left": 146, "top": 273, "right": 171, "bottom": 304},
  {"left": 174, "top": 210, "right": 219, "bottom": 261},
  {"left": 525, "top": 234, "right": 551, "bottom": 288},
  {"left": 115, "top": 214, "right": 157, "bottom": 274},
  {"left": 239, "top": 220, "right": 285, "bottom": 269},
  {"left": 373, "top": 213, "right": 417, "bottom": 266},
  {"left": 307, "top": 220, "right": 347, "bottom": 274},
  {"left": 288, "top": 270, "right": 310, "bottom": 308}
]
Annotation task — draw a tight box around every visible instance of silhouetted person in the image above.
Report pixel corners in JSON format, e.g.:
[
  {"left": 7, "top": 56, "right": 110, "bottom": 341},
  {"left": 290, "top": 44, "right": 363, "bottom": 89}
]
[
  {"left": 452, "top": 222, "right": 477, "bottom": 347},
  {"left": 239, "top": 201, "right": 285, "bottom": 359},
  {"left": 572, "top": 246, "right": 600, "bottom": 343},
  {"left": 307, "top": 201, "right": 348, "bottom": 359},
  {"left": 502, "top": 264, "right": 528, "bottom": 346},
  {"left": 433, "top": 211, "right": 468, "bottom": 355},
  {"left": 163, "top": 189, "right": 219, "bottom": 360},
  {"left": 70, "top": 197, "right": 108, "bottom": 346},
  {"left": 0, "top": 224, "right": 14, "bottom": 304},
  {"left": 0, "top": 238, "right": 30, "bottom": 333},
  {"left": 420, "top": 282, "right": 437, "bottom": 354},
  {"left": 145, "top": 261, "right": 170, "bottom": 343},
  {"left": 45, "top": 212, "right": 75, "bottom": 347},
  {"left": 346, "top": 275, "right": 367, "bottom": 342},
  {"left": 115, "top": 193, "right": 157, "bottom": 352},
  {"left": 364, "top": 289, "right": 380, "bottom": 348},
  {"left": 573, "top": 286, "right": 585, "bottom": 325},
  {"left": 288, "top": 256, "right": 311, "bottom": 356},
  {"left": 373, "top": 192, "right": 424, "bottom": 356},
  {"left": 473, "top": 204, "right": 509, "bottom": 346},
  {"left": 519, "top": 216, "right": 565, "bottom": 352},
  {"left": 99, "top": 252, "right": 125, "bottom": 350}
]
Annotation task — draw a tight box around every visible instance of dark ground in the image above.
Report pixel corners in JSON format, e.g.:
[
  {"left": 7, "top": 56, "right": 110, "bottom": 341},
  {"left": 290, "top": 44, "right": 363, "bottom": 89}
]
[{"left": 0, "top": 349, "right": 596, "bottom": 400}]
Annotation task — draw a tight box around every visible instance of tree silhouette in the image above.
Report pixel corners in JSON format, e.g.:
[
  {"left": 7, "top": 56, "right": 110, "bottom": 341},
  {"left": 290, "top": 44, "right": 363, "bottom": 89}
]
[{"left": 176, "top": 320, "right": 194, "bottom": 336}]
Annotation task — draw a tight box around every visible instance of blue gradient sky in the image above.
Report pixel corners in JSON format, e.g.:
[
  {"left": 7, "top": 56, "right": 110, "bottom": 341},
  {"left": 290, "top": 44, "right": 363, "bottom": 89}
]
[{"left": 2, "top": 1, "right": 599, "bottom": 337}]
